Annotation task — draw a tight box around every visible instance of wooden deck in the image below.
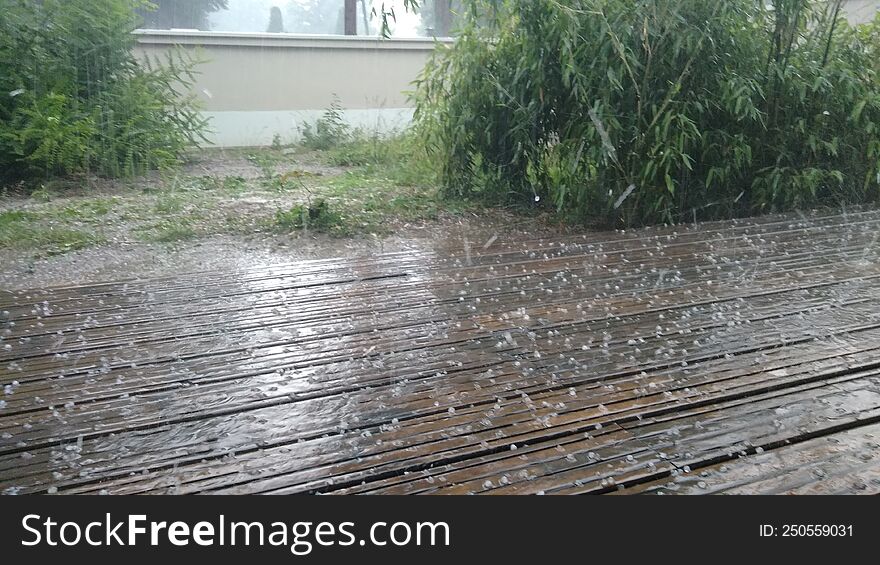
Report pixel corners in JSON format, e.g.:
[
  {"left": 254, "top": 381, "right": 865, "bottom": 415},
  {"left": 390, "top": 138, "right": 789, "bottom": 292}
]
[{"left": 2, "top": 209, "right": 880, "bottom": 495}]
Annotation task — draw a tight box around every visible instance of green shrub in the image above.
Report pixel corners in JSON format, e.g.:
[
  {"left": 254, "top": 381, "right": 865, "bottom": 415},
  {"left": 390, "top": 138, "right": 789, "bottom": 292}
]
[
  {"left": 0, "top": 0, "right": 208, "bottom": 181},
  {"left": 275, "top": 200, "right": 348, "bottom": 235},
  {"left": 413, "top": 0, "right": 880, "bottom": 226},
  {"left": 299, "top": 96, "right": 350, "bottom": 150},
  {"left": 4, "top": 94, "right": 98, "bottom": 175}
]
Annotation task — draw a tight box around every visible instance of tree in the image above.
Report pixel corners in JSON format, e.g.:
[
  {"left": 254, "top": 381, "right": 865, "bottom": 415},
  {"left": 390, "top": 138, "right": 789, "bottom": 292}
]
[
  {"left": 267, "top": 5, "right": 284, "bottom": 32},
  {"left": 344, "top": 0, "right": 357, "bottom": 34},
  {"left": 434, "top": 0, "right": 451, "bottom": 36},
  {"left": 138, "top": 0, "right": 228, "bottom": 30},
  {"left": 419, "top": 0, "right": 463, "bottom": 36}
]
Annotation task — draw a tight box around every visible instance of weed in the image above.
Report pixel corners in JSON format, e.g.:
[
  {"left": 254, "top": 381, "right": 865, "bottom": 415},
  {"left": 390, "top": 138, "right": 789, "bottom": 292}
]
[
  {"left": 275, "top": 199, "right": 349, "bottom": 235},
  {"left": 140, "top": 220, "right": 198, "bottom": 243},
  {"left": 322, "top": 134, "right": 439, "bottom": 188},
  {"left": 29, "top": 186, "right": 53, "bottom": 202},
  {"left": 56, "top": 198, "right": 117, "bottom": 221},
  {"left": 154, "top": 193, "right": 185, "bottom": 214},
  {"left": 188, "top": 175, "right": 249, "bottom": 195},
  {"left": 300, "top": 96, "right": 350, "bottom": 150},
  {"left": 247, "top": 152, "right": 282, "bottom": 179}
]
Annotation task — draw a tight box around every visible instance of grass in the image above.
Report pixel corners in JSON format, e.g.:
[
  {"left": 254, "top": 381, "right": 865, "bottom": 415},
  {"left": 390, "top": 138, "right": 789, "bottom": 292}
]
[
  {"left": 0, "top": 133, "right": 480, "bottom": 253},
  {"left": 56, "top": 198, "right": 117, "bottom": 220},
  {"left": 0, "top": 209, "right": 103, "bottom": 255},
  {"left": 187, "top": 175, "right": 249, "bottom": 195},
  {"left": 143, "top": 221, "right": 198, "bottom": 244},
  {"left": 323, "top": 135, "right": 438, "bottom": 188},
  {"left": 154, "top": 193, "right": 185, "bottom": 214},
  {"left": 268, "top": 169, "right": 446, "bottom": 235},
  {"left": 275, "top": 200, "right": 351, "bottom": 236},
  {"left": 268, "top": 134, "right": 460, "bottom": 235},
  {"left": 246, "top": 151, "right": 284, "bottom": 179}
]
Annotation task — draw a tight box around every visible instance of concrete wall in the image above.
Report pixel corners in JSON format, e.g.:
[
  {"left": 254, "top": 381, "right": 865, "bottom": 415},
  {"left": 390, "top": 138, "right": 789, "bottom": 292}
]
[{"left": 134, "top": 30, "right": 447, "bottom": 147}]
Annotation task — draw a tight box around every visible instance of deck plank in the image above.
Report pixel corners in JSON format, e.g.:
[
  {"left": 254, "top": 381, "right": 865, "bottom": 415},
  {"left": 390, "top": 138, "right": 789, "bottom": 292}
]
[{"left": 2, "top": 209, "right": 880, "bottom": 495}]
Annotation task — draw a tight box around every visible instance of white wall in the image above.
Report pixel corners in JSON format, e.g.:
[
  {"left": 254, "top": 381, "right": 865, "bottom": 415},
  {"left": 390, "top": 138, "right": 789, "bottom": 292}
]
[{"left": 134, "top": 30, "right": 447, "bottom": 147}]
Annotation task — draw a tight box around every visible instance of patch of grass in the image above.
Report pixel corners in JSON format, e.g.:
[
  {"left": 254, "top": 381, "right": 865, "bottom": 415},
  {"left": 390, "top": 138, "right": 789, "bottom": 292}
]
[
  {"left": 322, "top": 170, "right": 449, "bottom": 219},
  {"left": 360, "top": 185, "right": 443, "bottom": 220},
  {"left": 0, "top": 134, "right": 482, "bottom": 257},
  {"left": 221, "top": 212, "right": 264, "bottom": 235},
  {"left": 187, "top": 175, "right": 249, "bottom": 195},
  {"left": 284, "top": 149, "right": 475, "bottom": 234},
  {"left": 321, "top": 134, "right": 439, "bottom": 189},
  {"left": 218, "top": 176, "right": 249, "bottom": 194},
  {"left": 154, "top": 193, "right": 186, "bottom": 214},
  {"left": 55, "top": 198, "right": 117, "bottom": 221},
  {"left": 247, "top": 151, "right": 284, "bottom": 178},
  {"left": 29, "top": 185, "right": 54, "bottom": 202},
  {"left": 140, "top": 220, "right": 198, "bottom": 244},
  {"left": 275, "top": 199, "right": 351, "bottom": 236},
  {"left": 261, "top": 172, "right": 306, "bottom": 193},
  {"left": 0, "top": 209, "right": 102, "bottom": 255},
  {"left": 324, "top": 138, "right": 386, "bottom": 168},
  {"left": 0, "top": 209, "right": 36, "bottom": 227},
  {"left": 37, "top": 229, "right": 101, "bottom": 255}
]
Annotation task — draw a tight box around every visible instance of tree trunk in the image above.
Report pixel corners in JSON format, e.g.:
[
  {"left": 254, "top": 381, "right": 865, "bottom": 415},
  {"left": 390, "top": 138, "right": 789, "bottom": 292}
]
[
  {"left": 344, "top": 0, "right": 358, "bottom": 35},
  {"left": 435, "top": 0, "right": 452, "bottom": 37}
]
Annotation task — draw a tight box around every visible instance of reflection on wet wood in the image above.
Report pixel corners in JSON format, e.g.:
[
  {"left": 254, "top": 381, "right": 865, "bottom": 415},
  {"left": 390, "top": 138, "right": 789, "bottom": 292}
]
[{"left": 2, "top": 209, "right": 880, "bottom": 495}]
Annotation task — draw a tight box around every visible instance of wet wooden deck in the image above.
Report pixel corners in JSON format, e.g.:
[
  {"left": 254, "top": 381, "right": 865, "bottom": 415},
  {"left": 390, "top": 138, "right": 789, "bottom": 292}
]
[{"left": 2, "top": 209, "right": 880, "bottom": 495}]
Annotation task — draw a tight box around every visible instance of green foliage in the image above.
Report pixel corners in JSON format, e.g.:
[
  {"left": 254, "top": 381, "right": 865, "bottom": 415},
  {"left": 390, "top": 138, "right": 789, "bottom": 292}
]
[
  {"left": 413, "top": 0, "right": 880, "bottom": 226},
  {"left": 300, "top": 98, "right": 439, "bottom": 187},
  {"left": 246, "top": 151, "right": 282, "bottom": 178},
  {"left": 188, "top": 175, "right": 248, "bottom": 194},
  {"left": 4, "top": 95, "right": 98, "bottom": 175},
  {"left": 300, "top": 96, "right": 351, "bottom": 151},
  {"left": 324, "top": 133, "right": 439, "bottom": 187},
  {"left": 0, "top": 0, "right": 208, "bottom": 181},
  {"left": 275, "top": 199, "right": 349, "bottom": 235},
  {"left": 146, "top": 220, "right": 198, "bottom": 243},
  {"left": 0, "top": 209, "right": 102, "bottom": 254},
  {"left": 154, "top": 193, "right": 185, "bottom": 214},
  {"left": 860, "top": 12, "right": 880, "bottom": 74},
  {"left": 376, "top": 0, "right": 424, "bottom": 38}
]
